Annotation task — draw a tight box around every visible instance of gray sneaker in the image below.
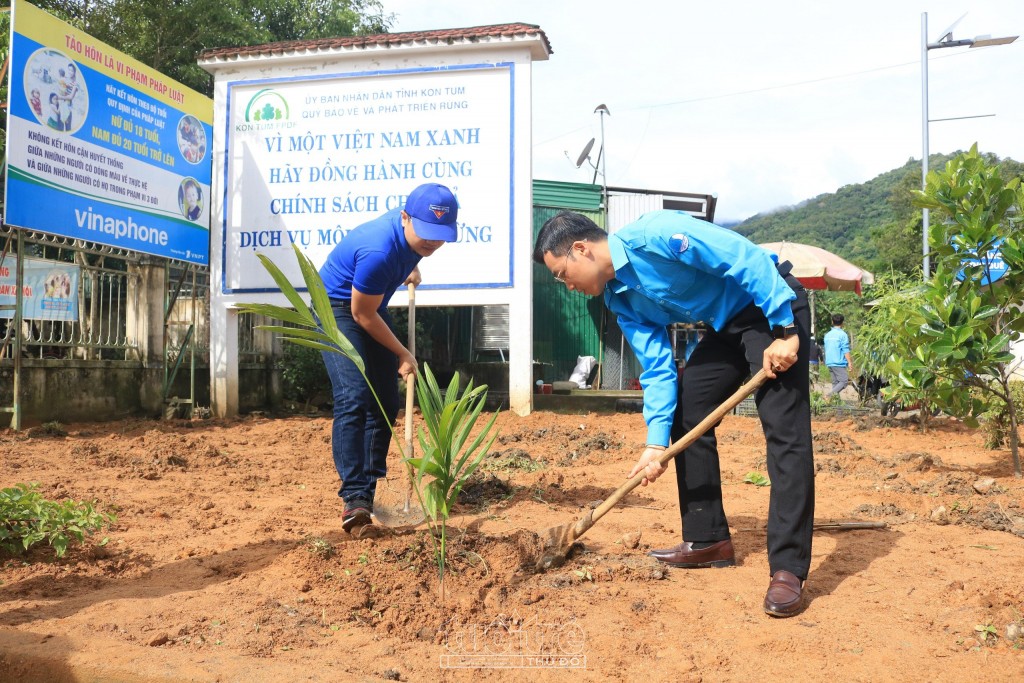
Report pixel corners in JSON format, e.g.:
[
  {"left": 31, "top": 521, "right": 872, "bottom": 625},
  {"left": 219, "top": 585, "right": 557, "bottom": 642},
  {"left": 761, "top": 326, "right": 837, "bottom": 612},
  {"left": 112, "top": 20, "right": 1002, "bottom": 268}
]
[{"left": 342, "top": 498, "right": 372, "bottom": 533}]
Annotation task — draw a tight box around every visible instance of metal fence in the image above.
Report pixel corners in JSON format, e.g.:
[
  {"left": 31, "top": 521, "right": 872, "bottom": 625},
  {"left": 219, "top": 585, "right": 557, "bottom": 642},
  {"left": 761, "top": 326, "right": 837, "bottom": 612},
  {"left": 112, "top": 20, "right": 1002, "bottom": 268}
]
[
  {"left": 0, "top": 226, "right": 215, "bottom": 364},
  {"left": 166, "top": 261, "right": 210, "bottom": 365},
  {"left": 238, "top": 311, "right": 277, "bottom": 364},
  {"left": 1, "top": 226, "right": 139, "bottom": 360}
]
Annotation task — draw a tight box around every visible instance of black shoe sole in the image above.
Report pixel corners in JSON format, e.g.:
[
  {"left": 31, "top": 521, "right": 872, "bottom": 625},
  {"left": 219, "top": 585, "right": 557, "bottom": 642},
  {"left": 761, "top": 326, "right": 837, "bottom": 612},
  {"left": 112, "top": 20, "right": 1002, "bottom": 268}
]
[{"left": 660, "top": 558, "right": 736, "bottom": 569}]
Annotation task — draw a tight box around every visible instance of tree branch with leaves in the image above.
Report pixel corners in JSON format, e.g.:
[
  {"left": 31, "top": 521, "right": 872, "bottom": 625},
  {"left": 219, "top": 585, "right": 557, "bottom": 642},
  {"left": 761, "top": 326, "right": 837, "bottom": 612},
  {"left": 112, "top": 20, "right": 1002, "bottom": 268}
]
[{"left": 893, "top": 145, "right": 1024, "bottom": 476}]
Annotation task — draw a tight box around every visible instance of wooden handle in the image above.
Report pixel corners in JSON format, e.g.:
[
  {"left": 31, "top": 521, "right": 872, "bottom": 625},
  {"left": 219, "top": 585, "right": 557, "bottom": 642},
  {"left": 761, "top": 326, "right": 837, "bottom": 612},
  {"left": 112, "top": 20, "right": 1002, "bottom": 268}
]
[
  {"left": 403, "top": 281, "right": 417, "bottom": 457},
  {"left": 577, "top": 369, "right": 768, "bottom": 535},
  {"left": 405, "top": 374, "right": 415, "bottom": 449},
  {"left": 403, "top": 283, "right": 416, "bottom": 511}
]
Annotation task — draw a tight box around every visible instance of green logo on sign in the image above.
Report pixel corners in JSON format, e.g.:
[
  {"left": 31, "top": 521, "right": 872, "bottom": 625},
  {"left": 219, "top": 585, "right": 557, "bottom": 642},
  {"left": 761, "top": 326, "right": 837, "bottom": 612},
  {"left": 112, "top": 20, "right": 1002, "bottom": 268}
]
[{"left": 244, "top": 89, "right": 289, "bottom": 122}]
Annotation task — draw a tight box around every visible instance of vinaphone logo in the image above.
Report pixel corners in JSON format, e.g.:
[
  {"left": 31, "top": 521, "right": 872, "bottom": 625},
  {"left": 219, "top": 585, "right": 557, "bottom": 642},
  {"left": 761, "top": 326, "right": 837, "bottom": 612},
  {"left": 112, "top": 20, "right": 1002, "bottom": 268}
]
[{"left": 236, "top": 89, "right": 295, "bottom": 132}]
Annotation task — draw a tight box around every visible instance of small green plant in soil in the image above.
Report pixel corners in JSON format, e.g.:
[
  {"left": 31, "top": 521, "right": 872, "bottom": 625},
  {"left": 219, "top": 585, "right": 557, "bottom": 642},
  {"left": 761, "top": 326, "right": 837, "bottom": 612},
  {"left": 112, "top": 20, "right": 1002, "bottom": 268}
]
[
  {"left": 409, "top": 364, "right": 499, "bottom": 600},
  {"left": 240, "top": 245, "right": 500, "bottom": 599},
  {"left": 975, "top": 623, "right": 998, "bottom": 644},
  {"left": 743, "top": 472, "right": 771, "bottom": 487},
  {"left": 573, "top": 566, "right": 594, "bottom": 582},
  {"left": 305, "top": 536, "right": 334, "bottom": 559},
  {"left": 0, "top": 482, "right": 116, "bottom": 558}
]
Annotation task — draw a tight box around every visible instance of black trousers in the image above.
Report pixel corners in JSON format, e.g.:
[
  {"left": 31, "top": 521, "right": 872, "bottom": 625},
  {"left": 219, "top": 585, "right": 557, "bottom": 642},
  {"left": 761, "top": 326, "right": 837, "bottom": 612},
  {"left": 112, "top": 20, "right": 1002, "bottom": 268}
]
[{"left": 671, "top": 271, "right": 814, "bottom": 579}]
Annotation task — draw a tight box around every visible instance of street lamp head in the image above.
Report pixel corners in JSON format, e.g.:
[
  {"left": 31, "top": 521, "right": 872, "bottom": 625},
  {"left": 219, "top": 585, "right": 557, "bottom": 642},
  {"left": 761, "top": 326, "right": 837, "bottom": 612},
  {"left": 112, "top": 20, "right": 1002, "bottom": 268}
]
[
  {"left": 920, "top": 12, "right": 1018, "bottom": 281},
  {"left": 970, "top": 35, "right": 1018, "bottom": 48}
]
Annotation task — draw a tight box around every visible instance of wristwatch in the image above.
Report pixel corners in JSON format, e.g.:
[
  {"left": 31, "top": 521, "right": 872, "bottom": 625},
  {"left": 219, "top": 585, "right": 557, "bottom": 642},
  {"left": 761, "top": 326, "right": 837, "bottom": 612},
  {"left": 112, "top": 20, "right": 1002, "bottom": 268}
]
[{"left": 771, "top": 324, "right": 798, "bottom": 339}]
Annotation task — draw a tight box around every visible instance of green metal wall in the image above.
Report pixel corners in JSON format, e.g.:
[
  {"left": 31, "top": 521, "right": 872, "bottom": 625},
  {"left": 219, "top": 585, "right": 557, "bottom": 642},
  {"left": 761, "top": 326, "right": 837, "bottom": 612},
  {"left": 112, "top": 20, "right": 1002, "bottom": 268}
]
[
  {"left": 533, "top": 179, "right": 604, "bottom": 211},
  {"left": 531, "top": 182, "right": 606, "bottom": 384},
  {"left": 433, "top": 181, "right": 610, "bottom": 386}
]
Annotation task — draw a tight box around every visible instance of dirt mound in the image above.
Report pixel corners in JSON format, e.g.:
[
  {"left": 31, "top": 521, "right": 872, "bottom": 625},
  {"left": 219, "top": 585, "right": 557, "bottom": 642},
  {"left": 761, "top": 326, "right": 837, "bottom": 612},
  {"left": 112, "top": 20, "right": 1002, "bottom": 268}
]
[
  {"left": 458, "top": 472, "right": 515, "bottom": 507},
  {"left": 955, "top": 503, "right": 1024, "bottom": 537},
  {"left": 850, "top": 502, "right": 912, "bottom": 522},
  {"left": 481, "top": 447, "right": 545, "bottom": 472},
  {"left": 812, "top": 430, "right": 862, "bottom": 454}
]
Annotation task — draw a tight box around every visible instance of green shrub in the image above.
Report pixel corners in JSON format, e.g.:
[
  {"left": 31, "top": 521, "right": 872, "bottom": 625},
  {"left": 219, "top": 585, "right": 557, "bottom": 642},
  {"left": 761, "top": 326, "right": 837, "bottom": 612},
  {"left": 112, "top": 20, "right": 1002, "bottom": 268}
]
[
  {"left": 980, "top": 381, "right": 1024, "bottom": 449},
  {"left": 40, "top": 421, "right": 67, "bottom": 437},
  {"left": 279, "top": 342, "right": 332, "bottom": 409},
  {"left": 0, "top": 483, "right": 115, "bottom": 558}
]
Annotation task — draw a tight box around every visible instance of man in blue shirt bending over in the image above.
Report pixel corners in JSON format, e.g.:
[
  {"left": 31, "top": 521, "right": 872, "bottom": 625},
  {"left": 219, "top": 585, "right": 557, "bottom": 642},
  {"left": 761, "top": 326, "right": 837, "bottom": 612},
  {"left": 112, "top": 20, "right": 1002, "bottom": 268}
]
[
  {"left": 534, "top": 210, "right": 814, "bottom": 618},
  {"left": 319, "top": 183, "right": 459, "bottom": 534}
]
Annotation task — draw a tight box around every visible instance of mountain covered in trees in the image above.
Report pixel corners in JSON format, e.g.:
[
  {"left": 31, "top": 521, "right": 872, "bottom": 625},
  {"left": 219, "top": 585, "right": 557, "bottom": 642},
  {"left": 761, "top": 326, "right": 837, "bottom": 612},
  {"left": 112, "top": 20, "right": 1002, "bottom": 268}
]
[{"left": 732, "top": 153, "right": 1023, "bottom": 277}]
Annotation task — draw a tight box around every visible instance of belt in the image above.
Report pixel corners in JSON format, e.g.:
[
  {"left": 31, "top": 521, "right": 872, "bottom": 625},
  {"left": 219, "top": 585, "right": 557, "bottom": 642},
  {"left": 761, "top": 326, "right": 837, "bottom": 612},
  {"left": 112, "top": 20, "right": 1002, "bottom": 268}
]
[{"left": 329, "top": 298, "right": 351, "bottom": 308}]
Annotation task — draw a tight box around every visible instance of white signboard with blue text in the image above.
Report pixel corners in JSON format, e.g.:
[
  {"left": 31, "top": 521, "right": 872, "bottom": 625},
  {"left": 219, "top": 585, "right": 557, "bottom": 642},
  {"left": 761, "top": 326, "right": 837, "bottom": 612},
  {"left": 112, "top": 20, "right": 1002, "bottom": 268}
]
[
  {"left": 4, "top": 0, "right": 213, "bottom": 265},
  {"left": 223, "top": 65, "right": 513, "bottom": 293}
]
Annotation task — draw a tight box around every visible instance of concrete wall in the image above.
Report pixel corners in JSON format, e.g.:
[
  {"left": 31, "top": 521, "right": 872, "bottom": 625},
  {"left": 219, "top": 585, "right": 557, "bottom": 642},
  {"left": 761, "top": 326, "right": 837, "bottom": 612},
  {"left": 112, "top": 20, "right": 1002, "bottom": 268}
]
[{"left": 0, "top": 360, "right": 278, "bottom": 426}]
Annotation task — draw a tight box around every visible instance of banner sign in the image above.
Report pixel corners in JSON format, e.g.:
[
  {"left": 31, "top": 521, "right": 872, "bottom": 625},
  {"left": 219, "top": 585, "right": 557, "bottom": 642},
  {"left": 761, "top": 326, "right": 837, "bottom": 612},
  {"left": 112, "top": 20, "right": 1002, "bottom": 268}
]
[
  {"left": 223, "top": 64, "right": 514, "bottom": 292},
  {"left": 0, "top": 258, "right": 80, "bottom": 321},
  {"left": 956, "top": 239, "right": 1009, "bottom": 286},
  {"left": 4, "top": 0, "right": 213, "bottom": 265}
]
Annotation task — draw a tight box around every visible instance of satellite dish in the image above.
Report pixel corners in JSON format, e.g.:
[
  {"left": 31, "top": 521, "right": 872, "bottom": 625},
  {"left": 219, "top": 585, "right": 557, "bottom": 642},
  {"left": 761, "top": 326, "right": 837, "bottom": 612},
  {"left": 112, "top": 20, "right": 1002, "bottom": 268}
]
[{"left": 575, "top": 138, "right": 595, "bottom": 168}]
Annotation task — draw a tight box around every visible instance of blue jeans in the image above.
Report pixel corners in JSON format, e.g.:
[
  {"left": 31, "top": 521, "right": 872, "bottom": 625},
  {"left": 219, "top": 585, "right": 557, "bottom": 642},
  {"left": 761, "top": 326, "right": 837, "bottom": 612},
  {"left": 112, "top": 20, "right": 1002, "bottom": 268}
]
[{"left": 321, "top": 305, "right": 400, "bottom": 504}]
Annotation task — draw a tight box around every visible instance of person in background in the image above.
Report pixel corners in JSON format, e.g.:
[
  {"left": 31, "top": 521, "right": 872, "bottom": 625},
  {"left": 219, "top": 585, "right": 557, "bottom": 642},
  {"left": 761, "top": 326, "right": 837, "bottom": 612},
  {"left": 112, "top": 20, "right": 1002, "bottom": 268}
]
[
  {"left": 824, "top": 314, "right": 853, "bottom": 398},
  {"left": 56, "top": 63, "right": 80, "bottom": 131},
  {"left": 534, "top": 209, "right": 814, "bottom": 618},
  {"left": 319, "top": 183, "right": 459, "bottom": 533},
  {"left": 30, "top": 89, "right": 43, "bottom": 117},
  {"left": 46, "top": 93, "right": 63, "bottom": 131},
  {"left": 808, "top": 336, "right": 822, "bottom": 383},
  {"left": 181, "top": 180, "right": 203, "bottom": 221}
]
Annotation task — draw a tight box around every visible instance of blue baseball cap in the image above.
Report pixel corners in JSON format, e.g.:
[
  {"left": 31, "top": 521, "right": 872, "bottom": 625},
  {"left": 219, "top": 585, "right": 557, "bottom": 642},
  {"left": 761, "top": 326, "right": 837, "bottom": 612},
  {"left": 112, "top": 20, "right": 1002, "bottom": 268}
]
[{"left": 404, "top": 183, "right": 459, "bottom": 242}]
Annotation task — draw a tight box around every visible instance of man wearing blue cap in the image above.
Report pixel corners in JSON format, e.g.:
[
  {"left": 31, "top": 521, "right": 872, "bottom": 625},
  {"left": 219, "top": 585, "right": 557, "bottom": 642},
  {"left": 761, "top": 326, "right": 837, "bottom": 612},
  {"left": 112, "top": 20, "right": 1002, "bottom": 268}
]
[{"left": 319, "top": 182, "right": 459, "bottom": 533}]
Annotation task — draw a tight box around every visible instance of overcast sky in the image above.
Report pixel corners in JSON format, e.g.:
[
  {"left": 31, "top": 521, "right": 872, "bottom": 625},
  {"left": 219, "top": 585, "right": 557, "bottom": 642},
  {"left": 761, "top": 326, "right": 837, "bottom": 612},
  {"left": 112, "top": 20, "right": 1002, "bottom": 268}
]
[{"left": 381, "top": 0, "right": 1024, "bottom": 223}]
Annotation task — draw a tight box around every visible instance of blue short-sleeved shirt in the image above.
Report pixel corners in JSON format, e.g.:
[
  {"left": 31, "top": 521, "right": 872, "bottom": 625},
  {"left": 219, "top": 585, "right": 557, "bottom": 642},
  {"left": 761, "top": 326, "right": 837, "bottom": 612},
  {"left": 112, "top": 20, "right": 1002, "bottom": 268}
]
[
  {"left": 319, "top": 209, "right": 421, "bottom": 309},
  {"left": 605, "top": 210, "right": 797, "bottom": 446}
]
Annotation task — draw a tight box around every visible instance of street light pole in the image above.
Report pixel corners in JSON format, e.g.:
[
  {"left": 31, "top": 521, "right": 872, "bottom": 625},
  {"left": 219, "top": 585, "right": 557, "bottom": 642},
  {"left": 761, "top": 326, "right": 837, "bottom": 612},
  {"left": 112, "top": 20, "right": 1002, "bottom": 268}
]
[
  {"left": 920, "top": 12, "right": 1018, "bottom": 281},
  {"left": 922, "top": 13, "right": 931, "bottom": 279},
  {"left": 594, "top": 104, "right": 610, "bottom": 211}
]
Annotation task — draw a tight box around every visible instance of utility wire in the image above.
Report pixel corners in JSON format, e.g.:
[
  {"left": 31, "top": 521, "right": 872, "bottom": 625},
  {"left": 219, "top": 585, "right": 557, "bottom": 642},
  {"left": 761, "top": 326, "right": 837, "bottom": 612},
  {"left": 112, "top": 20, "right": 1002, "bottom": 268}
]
[{"left": 534, "top": 47, "right": 1005, "bottom": 148}]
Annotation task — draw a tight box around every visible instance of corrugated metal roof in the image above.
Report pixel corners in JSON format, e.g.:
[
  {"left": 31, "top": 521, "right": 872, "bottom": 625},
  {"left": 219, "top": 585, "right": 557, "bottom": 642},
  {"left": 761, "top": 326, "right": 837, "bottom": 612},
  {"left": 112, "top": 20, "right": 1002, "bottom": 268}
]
[
  {"left": 532, "top": 180, "right": 603, "bottom": 211},
  {"left": 199, "top": 23, "right": 552, "bottom": 63}
]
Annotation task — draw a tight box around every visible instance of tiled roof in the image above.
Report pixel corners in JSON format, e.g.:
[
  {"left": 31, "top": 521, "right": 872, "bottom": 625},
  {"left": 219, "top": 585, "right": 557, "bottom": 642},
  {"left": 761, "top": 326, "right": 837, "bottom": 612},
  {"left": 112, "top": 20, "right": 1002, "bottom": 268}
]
[{"left": 198, "top": 23, "right": 552, "bottom": 62}]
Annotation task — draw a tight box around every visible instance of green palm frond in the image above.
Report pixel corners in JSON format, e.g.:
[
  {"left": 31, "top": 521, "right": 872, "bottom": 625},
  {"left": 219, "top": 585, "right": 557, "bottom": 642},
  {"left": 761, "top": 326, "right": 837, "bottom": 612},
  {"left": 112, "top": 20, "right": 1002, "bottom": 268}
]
[{"left": 236, "top": 244, "right": 362, "bottom": 373}]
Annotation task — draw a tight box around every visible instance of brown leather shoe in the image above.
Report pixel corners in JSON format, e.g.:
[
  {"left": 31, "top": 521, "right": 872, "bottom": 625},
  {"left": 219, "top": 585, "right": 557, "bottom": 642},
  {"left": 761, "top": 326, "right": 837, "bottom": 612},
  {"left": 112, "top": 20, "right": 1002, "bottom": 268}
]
[
  {"left": 763, "top": 570, "right": 805, "bottom": 617},
  {"left": 648, "top": 539, "right": 735, "bottom": 568}
]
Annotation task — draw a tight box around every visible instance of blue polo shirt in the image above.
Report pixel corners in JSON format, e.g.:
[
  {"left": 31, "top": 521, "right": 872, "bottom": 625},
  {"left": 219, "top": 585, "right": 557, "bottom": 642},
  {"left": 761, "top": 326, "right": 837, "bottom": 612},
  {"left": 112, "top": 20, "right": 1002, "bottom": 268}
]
[
  {"left": 605, "top": 210, "right": 797, "bottom": 447},
  {"left": 319, "top": 209, "right": 421, "bottom": 309},
  {"left": 823, "top": 327, "right": 850, "bottom": 367}
]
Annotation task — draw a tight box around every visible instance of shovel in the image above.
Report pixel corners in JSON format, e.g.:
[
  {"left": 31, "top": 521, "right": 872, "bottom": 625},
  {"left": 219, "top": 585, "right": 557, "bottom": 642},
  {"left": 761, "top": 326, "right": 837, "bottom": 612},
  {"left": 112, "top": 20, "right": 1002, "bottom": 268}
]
[
  {"left": 372, "top": 283, "right": 426, "bottom": 528},
  {"left": 535, "top": 369, "right": 768, "bottom": 570}
]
